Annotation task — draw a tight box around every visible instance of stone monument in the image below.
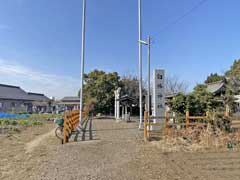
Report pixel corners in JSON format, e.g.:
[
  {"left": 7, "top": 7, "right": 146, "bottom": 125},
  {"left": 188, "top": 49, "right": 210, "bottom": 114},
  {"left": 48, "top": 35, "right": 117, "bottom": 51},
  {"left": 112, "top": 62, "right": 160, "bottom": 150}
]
[{"left": 153, "top": 69, "right": 165, "bottom": 123}]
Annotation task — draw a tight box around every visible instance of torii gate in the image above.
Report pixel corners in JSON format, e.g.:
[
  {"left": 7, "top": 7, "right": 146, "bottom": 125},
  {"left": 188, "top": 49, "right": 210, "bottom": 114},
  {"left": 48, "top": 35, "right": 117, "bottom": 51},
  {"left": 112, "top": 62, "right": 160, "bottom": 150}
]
[{"left": 79, "top": 0, "right": 149, "bottom": 129}]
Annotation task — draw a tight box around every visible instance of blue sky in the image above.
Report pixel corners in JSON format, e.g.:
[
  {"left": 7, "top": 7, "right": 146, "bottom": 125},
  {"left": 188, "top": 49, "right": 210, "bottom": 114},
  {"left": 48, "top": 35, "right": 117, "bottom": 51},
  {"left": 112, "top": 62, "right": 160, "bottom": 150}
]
[{"left": 0, "top": 0, "right": 239, "bottom": 98}]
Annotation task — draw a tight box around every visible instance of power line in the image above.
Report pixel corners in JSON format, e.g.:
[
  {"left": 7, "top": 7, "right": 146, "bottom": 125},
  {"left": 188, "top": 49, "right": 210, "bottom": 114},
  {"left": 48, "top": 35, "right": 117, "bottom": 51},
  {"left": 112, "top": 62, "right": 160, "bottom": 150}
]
[{"left": 152, "top": 0, "right": 209, "bottom": 39}]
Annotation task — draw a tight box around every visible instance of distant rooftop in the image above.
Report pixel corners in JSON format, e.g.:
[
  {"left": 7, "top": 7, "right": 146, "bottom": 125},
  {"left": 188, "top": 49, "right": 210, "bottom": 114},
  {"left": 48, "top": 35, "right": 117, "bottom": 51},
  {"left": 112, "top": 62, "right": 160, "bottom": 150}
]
[
  {"left": 206, "top": 80, "right": 225, "bottom": 94},
  {"left": 0, "top": 83, "right": 50, "bottom": 101},
  {"left": 0, "top": 84, "right": 20, "bottom": 88},
  {"left": 61, "top": 96, "right": 80, "bottom": 102},
  {"left": 0, "top": 84, "right": 29, "bottom": 100},
  {"left": 59, "top": 96, "right": 80, "bottom": 105},
  {"left": 27, "top": 92, "right": 51, "bottom": 102}
]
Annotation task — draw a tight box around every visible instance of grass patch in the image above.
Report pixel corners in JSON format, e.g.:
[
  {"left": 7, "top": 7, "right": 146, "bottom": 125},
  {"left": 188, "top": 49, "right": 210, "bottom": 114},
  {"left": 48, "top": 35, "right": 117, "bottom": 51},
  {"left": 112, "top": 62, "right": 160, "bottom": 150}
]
[
  {"left": 0, "top": 119, "right": 43, "bottom": 126},
  {"left": 0, "top": 113, "right": 61, "bottom": 127},
  {"left": 29, "top": 114, "right": 62, "bottom": 122}
]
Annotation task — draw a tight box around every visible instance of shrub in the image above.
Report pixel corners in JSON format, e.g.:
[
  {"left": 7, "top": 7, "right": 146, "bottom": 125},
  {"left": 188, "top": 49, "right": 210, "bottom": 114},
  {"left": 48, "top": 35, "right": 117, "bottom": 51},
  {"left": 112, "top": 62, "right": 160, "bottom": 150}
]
[
  {"left": 18, "top": 120, "right": 31, "bottom": 125},
  {"left": 3, "top": 120, "right": 10, "bottom": 125},
  {"left": 32, "top": 120, "right": 43, "bottom": 126},
  {"left": 11, "top": 120, "right": 18, "bottom": 126}
]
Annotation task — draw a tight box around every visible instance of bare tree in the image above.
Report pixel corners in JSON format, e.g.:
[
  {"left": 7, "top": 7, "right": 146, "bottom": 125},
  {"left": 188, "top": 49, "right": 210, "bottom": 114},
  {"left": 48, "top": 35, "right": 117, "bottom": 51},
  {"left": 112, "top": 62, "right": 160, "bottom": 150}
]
[
  {"left": 120, "top": 74, "right": 147, "bottom": 99},
  {"left": 165, "top": 75, "right": 188, "bottom": 95}
]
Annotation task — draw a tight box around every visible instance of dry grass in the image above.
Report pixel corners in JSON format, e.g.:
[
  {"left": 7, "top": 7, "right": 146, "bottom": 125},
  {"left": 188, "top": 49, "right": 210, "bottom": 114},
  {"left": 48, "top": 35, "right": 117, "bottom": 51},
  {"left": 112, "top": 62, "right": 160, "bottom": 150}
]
[{"left": 152, "top": 124, "right": 240, "bottom": 152}]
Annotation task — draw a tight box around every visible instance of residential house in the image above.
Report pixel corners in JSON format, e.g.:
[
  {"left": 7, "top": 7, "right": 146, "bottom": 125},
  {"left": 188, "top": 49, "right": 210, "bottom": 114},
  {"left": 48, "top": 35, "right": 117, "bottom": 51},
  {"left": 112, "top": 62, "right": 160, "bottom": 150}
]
[
  {"left": 0, "top": 84, "right": 32, "bottom": 112},
  {"left": 0, "top": 84, "right": 51, "bottom": 113},
  {"left": 58, "top": 96, "right": 80, "bottom": 111},
  {"left": 27, "top": 92, "right": 52, "bottom": 113}
]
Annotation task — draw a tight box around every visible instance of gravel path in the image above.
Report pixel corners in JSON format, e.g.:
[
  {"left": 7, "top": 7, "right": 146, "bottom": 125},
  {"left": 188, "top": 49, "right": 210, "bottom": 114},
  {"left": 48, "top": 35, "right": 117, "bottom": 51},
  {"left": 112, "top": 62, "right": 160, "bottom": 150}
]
[{"left": 2, "top": 119, "right": 240, "bottom": 180}]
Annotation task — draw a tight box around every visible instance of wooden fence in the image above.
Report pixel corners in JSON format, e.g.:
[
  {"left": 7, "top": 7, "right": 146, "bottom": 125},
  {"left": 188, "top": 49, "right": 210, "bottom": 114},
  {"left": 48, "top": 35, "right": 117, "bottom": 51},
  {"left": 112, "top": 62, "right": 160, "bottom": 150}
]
[
  {"left": 143, "top": 110, "right": 240, "bottom": 141},
  {"left": 63, "top": 110, "right": 86, "bottom": 144},
  {"left": 230, "top": 114, "right": 240, "bottom": 128},
  {"left": 144, "top": 111, "right": 208, "bottom": 141}
]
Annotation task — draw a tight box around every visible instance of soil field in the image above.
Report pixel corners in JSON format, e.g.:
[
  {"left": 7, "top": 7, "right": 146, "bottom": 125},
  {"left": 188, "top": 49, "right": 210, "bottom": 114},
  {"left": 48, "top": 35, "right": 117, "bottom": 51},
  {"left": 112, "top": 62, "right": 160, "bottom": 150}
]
[{"left": 1, "top": 119, "right": 240, "bottom": 180}]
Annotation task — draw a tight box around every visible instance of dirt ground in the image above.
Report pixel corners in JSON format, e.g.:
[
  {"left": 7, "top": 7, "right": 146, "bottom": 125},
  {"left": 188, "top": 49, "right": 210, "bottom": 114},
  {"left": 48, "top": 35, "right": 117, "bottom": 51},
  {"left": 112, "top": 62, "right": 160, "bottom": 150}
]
[{"left": 1, "top": 119, "right": 240, "bottom": 180}]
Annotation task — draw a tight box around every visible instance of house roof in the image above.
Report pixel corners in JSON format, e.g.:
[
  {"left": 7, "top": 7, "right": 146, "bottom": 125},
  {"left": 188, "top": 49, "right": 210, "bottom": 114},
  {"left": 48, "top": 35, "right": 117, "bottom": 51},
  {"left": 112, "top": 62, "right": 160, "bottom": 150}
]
[
  {"left": 118, "top": 94, "right": 137, "bottom": 106},
  {"left": 61, "top": 96, "right": 80, "bottom": 102},
  {"left": 118, "top": 94, "right": 136, "bottom": 102},
  {"left": 0, "top": 84, "right": 50, "bottom": 101},
  {"left": 206, "top": 81, "right": 225, "bottom": 94},
  {"left": 58, "top": 101, "right": 80, "bottom": 105},
  {"left": 0, "top": 84, "right": 30, "bottom": 100},
  {"left": 27, "top": 92, "right": 51, "bottom": 102}
]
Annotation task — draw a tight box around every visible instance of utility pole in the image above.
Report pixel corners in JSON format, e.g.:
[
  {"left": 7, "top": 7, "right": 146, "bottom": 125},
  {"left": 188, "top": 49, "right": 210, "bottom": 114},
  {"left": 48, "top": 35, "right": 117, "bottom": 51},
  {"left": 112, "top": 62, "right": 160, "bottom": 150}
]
[
  {"left": 79, "top": 0, "right": 86, "bottom": 127},
  {"left": 147, "top": 36, "right": 151, "bottom": 118},
  {"left": 138, "top": 0, "right": 143, "bottom": 129},
  {"left": 139, "top": 37, "right": 151, "bottom": 117}
]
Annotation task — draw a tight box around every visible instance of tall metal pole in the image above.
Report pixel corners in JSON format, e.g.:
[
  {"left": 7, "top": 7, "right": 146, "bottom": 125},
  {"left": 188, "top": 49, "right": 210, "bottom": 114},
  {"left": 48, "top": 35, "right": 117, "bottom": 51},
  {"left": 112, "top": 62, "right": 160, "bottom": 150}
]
[
  {"left": 138, "top": 0, "right": 143, "bottom": 129},
  {"left": 79, "top": 0, "right": 86, "bottom": 127},
  {"left": 147, "top": 36, "right": 151, "bottom": 118}
]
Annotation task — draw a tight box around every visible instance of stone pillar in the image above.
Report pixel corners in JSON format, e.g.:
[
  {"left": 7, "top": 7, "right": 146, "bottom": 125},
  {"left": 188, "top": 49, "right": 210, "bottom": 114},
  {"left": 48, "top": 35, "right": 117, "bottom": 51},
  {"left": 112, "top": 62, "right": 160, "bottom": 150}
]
[
  {"left": 225, "top": 105, "right": 230, "bottom": 117},
  {"left": 114, "top": 90, "right": 117, "bottom": 119},
  {"left": 125, "top": 105, "right": 128, "bottom": 121},
  {"left": 153, "top": 69, "right": 165, "bottom": 127},
  {"left": 115, "top": 87, "right": 121, "bottom": 120},
  {"left": 122, "top": 106, "right": 124, "bottom": 120}
]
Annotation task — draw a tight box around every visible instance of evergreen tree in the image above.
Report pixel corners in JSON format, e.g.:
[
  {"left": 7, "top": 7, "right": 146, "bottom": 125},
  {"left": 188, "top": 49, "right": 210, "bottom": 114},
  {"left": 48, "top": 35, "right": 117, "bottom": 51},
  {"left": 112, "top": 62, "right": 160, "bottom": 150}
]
[{"left": 205, "top": 73, "right": 225, "bottom": 84}]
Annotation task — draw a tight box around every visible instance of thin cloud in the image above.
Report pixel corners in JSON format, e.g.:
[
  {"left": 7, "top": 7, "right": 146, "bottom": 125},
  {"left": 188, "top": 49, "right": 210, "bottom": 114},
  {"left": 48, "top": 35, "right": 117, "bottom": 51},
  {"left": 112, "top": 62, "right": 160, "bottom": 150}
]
[{"left": 0, "top": 59, "right": 80, "bottom": 99}]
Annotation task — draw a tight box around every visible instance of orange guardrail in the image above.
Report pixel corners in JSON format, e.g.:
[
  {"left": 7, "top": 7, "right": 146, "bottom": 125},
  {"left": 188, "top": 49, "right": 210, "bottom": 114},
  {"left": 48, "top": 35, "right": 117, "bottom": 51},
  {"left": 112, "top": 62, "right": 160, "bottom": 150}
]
[{"left": 63, "top": 110, "right": 86, "bottom": 144}]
